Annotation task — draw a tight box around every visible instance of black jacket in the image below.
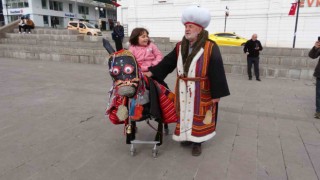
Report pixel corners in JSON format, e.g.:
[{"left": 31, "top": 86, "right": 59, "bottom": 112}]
[
  {"left": 113, "top": 25, "right": 124, "bottom": 40},
  {"left": 308, "top": 46, "right": 320, "bottom": 78},
  {"left": 149, "top": 40, "right": 230, "bottom": 99},
  {"left": 243, "top": 39, "right": 263, "bottom": 57}
]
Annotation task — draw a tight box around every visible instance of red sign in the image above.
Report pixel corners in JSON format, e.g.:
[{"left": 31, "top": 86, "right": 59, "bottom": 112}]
[{"left": 299, "top": 0, "right": 320, "bottom": 7}]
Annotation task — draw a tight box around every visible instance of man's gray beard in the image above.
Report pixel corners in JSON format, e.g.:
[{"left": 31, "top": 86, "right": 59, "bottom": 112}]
[{"left": 185, "top": 32, "right": 198, "bottom": 41}]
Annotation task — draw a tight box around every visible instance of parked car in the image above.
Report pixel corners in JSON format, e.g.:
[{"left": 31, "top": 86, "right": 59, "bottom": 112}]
[
  {"left": 67, "top": 21, "right": 102, "bottom": 36},
  {"left": 209, "top": 32, "right": 247, "bottom": 46}
]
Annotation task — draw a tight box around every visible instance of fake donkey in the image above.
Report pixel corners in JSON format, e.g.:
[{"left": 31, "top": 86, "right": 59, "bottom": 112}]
[{"left": 103, "top": 39, "right": 177, "bottom": 157}]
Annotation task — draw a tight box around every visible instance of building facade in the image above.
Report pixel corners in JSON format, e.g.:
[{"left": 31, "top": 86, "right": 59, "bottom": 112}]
[
  {"left": 0, "top": 0, "right": 4, "bottom": 26},
  {"left": 117, "top": 0, "right": 320, "bottom": 48},
  {"left": 2, "top": 0, "right": 117, "bottom": 30}
]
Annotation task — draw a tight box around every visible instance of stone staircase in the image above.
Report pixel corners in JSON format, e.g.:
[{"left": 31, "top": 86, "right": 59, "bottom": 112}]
[
  {"left": 0, "top": 23, "right": 316, "bottom": 80},
  {"left": 0, "top": 27, "right": 175, "bottom": 65},
  {"left": 0, "top": 28, "right": 110, "bottom": 64},
  {"left": 220, "top": 46, "right": 316, "bottom": 80}
]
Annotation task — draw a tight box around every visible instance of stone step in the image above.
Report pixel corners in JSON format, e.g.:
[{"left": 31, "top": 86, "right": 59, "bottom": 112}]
[
  {"left": 0, "top": 44, "right": 108, "bottom": 56},
  {"left": 0, "top": 49, "right": 108, "bottom": 64},
  {"left": 13, "top": 28, "right": 79, "bottom": 35},
  {"left": 6, "top": 32, "right": 111, "bottom": 43},
  {"left": 0, "top": 40, "right": 173, "bottom": 55},
  {"left": 122, "top": 36, "right": 171, "bottom": 44},
  {"left": 224, "top": 63, "right": 314, "bottom": 80},
  {"left": 0, "top": 36, "right": 175, "bottom": 52},
  {"left": 222, "top": 54, "right": 317, "bottom": 68},
  {"left": 219, "top": 46, "right": 310, "bottom": 57},
  {"left": 0, "top": 38, "right": 107, "bottom": 49},
  {"left": 0, "top": 49, "right": 313, "bottom": 80},
  {"left": 5, "top": 33, "right": 84, "bottom": 41}
]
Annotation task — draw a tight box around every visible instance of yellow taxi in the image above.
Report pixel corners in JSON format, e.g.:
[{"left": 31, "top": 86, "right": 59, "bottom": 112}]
[
  {"left": 209, "top": 32, "right": 247, "bottom": 46},
  {"left": 67, "top": 21, "right": 102, "bottom": 36}
]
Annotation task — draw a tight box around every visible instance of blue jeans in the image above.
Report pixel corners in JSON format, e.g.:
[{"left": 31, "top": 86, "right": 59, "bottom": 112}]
[{"left": 316, "top": 78, "right": 320, "bottom": 112}]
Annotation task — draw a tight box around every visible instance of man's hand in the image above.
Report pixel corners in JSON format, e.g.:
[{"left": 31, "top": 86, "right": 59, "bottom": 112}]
[
  {"left": 144, "top": 71, "right": 153, "bottom": 77},
  {"left": 315, "top": 41, "right": 320, "bottom": 49},
  {"left": 212, "top": 98, "right": 220, "bottom": 103}
]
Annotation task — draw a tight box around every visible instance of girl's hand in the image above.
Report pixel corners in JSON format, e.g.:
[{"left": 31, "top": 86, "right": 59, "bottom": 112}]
[
  {"left": 212, "top": 98, "right": 220, "bottom": 103},
  {"left": 143, "top": 71, "right": 153, "bottom": 77}
]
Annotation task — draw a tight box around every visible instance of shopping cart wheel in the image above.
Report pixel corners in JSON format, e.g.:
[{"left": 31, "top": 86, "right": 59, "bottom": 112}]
[
  {"left": 152, "top": 145, "right": 158, "bottom": 158},
  {"left": 130, "top": 144, "right": 136, "bottom": 156}
]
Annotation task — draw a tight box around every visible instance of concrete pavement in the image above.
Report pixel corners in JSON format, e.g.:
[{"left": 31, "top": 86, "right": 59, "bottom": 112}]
[{"left": 0, "top": 57, "right": 320, "bottom": 180}]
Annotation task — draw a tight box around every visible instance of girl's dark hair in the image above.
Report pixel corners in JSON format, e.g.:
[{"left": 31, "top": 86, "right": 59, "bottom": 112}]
[{"left": 129, "top": 28, "right": 150, "bottom": 46}]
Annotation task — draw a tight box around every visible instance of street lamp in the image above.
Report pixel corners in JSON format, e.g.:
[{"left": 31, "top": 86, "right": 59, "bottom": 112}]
[
  {"left": 5, "top": 4, "right": 10, "bottom": 25},
  {"left": 224, "top": 6, "right": 229, "bottom": 32},
  {"left": 95, "top": 7, "right": 103, "bottom": 28}
]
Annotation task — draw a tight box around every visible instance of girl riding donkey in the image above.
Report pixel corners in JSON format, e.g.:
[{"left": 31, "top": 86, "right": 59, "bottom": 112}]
[{"left": 103, "top": 39, "right": 177, "bottom": 156}]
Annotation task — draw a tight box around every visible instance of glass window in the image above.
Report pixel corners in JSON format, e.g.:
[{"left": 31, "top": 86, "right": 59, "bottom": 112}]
[
  {"left": 17, "top": 2, "right": 23, "bottom": 8},
  {"left": 42, "top": 0, "right": 47, "bottom": 9},
  {"left": 7, "top": 0, "right": 30, "bottom": 8},
  {"left": 58, "top": 2, "right": 63, "bottom": 11},
  {"left": 215, "top": 33, "right": 225, "bottom": 37},
  {"left": 49, "top": 0, "right": 63, "bottom": 11},
  {"left": 70, "top": 22, "right": 77, "bottom": 27},
  {"left": 78, "top": 6, "right": 89, "bottom": 15},
  {"left": 53, "top": 2, "right": 58, "bottom": 9},
  {"left": 43, "top": 15, "right": 48, "bottom": 24},
  {"left": 49, "top": 1, "right": 53, "bottom": 9},
  {"left": 11, "top": 2, "right": 18, "bottom": 8},
  {"left": 84, "top": 22, "right": 95, "bottom": 28},
  {"left": 69, "top": 4, "right": 73, "bottom": 13},
  {"left": 79, "top": 23, "right": 85, "bottom": 28}
]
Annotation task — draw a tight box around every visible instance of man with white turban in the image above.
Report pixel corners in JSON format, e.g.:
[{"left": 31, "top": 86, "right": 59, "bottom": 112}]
[{"left": 146, "top": 6, "right": 230, "bottom": 156}]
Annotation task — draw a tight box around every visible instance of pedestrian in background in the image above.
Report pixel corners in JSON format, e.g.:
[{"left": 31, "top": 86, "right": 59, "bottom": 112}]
[
  {"left": 18, "top": 16, "right": 26, "bottom": 33},
  {"left": 308, "top": 39, "right": 320, "bottom": 119},
  {"left": 51, "top": 17, "right": 57, "bottom": 28},
  {"left": 112, "top": 21, "right": 124, "bottom": 51},
  {"left": 24, "top": 17, "right": 35, "bottom": 34},
  {"left": 244, "top": 34, "right": 263, "bottom": 81}
]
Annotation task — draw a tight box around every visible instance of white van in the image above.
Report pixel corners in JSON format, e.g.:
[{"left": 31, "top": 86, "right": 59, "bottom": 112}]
[{"left": 67, "top": 21, "right": 102, "bottom": 36}]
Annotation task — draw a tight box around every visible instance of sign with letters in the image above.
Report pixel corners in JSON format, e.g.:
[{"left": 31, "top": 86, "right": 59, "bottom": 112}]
[
  {"left": 65, "top": 13, "right": 75, "bottom": 17},
  {"left": 299, "top": 0, "right": 320, "bottom": 7},
  {"left": 9, "top": 9, "right": 23, "bottom": 15}
]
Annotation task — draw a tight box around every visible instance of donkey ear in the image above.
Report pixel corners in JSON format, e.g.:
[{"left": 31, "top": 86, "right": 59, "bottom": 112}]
[{"left": 102, "top": 38, "right": 115, "bottom": 54}]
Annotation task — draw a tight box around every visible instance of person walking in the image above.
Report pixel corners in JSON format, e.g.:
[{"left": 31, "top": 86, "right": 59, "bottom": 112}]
[
  {"left": 244, "top": 34, "right": 263, "bottom": 81},
  {"left": 308, "top": 40, "right": 320, "bottom": 119},
  {"left": 145, "top": 6, "right": 230, "bottom": 156},
  {"left": 112, "top": 21, "right": 124, "bottom": 51}
]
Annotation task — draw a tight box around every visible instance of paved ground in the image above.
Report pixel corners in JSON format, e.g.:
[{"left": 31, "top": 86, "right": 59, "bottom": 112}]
[{"left": 0, "top": 57, "right": 320, "bottom": 180}]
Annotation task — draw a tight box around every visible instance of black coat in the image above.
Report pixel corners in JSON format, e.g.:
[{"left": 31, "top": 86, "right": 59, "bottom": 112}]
[
  {"left": 113, "top": 25, "right": 124, "bottom": 40},
  {"left": 243, "top": 39, "right": 263, "bottom": 57},
  {"left": 308, "top": 46, "right": 320, "bottom": 78},
  {"left": 149, "top": 40, "right": 230, "bottom": 99}
]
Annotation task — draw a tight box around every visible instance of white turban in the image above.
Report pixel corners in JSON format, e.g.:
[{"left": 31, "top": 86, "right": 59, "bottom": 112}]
[{"left": 181, "top": 6, "right": 211, "bottom": 28}]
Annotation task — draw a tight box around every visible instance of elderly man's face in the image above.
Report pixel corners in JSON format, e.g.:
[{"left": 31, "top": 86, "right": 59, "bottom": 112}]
[
  {"left": 184, "top": 24, "right": 203, "bottom": 42},
  {"left": 252, "top": 34, "right": 258, "bottom": 41}
]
